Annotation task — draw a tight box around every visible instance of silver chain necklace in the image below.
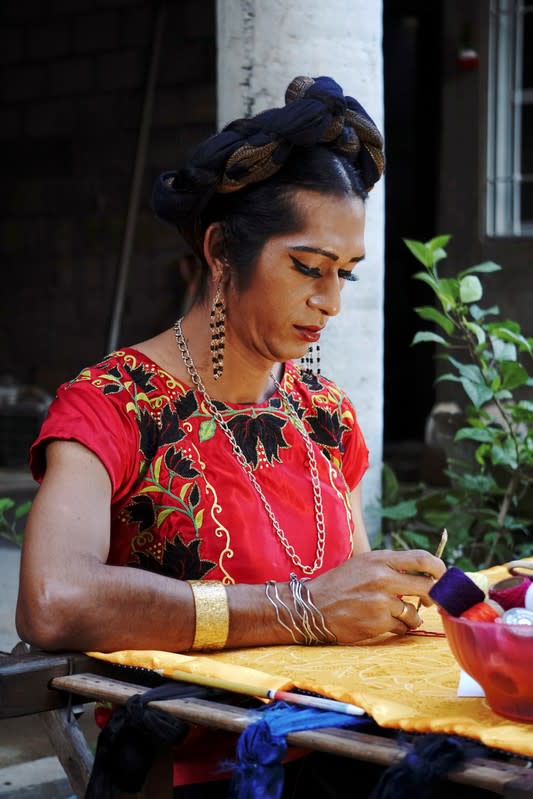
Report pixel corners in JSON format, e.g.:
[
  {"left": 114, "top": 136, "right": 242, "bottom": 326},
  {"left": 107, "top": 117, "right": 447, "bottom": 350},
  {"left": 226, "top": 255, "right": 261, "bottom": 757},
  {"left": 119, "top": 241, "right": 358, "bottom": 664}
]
[{"left": 174, "top": 318, "right": 326, "bottom": 575}]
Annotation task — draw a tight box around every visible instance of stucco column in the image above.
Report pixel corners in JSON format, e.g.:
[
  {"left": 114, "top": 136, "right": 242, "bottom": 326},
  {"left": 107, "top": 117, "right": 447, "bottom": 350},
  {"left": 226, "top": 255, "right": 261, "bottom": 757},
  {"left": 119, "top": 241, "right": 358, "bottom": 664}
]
[{"left": 217, "top": 0, "right": 385, "bottom": 536}]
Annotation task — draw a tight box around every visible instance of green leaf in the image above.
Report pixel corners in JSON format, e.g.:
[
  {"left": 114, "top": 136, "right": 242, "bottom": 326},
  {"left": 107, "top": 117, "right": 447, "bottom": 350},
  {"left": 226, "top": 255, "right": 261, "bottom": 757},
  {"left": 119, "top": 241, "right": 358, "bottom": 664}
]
[
  {"left": 500, "top": 361, "right": 529, "bottom": 390},
  {"left": 491, "top": 337, "right": 517, "bottom": 362},
  {"left": 413, "top": 271, "right": 440, "bottom": 291},
  {"left": 490, "top": 374, "right": 501, "bottom": 392},
  {"left": 459, "top": 261, "right": 502, "bottom": 277},
  {"left": 448, "top": 357, "right": 484, "bottom": 384},
  {"left": 412, "top": 331, "right": 448, "bottom": 346},
  {"left": 470, "top": 304, "right": 500, "bottom": 320},
  {"left": 486, "top": 320, "right": 521, "bottom": 334},
  {"left": 382, "top": 463, "right": 400, "bottom": 504},
  {"left": 435, "top": 278, "right": 460, "bottom": 311},
  {"left": 435, "top": 372, "right": 463, "bottom": 384},
  {"left": 404, "top": 239, "right": 433, "bottom": 267},
  {"left": 153, "top": 455, "right": 162, "bottom": 482},
  {"left": 494, "top": 389, "right": 513, "bottom": 400},
  {"left": 14, "top": 501, "right": 32, "bottom": 519},
  {"left": 139, "top": 485, "right": 162, "bottom": 493},
  {"left": 431, "top": 248, "right": 448, "bottom": 264},
  {"left": 427, "top": 234, "right": 451, "bottom": 251},
  {"left": 454, "top": 427, "right": 493, "bottom": 443},
  {"left": 414, "top": 306, "right": 454, "bottom": 335},
  {"left": 474, "top": 443, "right": 491, "bottom": 466},
  {"left": 372, "top": 499, "right": 418, "bottom": 520},
  {"left": 491, "top": 439, "right": 518, "bottom": 469},
  {"left": 461, "top": 378, "right": 494, "bottom": 408},
  {"left": 486, "top": 324, "right": 531, "bottom": 352},
  {"left": 0, "top": 499, "right": 15, "bottom": 513},
  {"left": 199, "top": 419, "right": 216, "bottom": 442},
  {"left": 404, "top": 531, "right": 431, "bottom": 549},
  {"left": 459, "top": 275, "right": 483, "bottom": 303},
  {"left": 465, "top": 321, "right": 486, "bottom": 345}
]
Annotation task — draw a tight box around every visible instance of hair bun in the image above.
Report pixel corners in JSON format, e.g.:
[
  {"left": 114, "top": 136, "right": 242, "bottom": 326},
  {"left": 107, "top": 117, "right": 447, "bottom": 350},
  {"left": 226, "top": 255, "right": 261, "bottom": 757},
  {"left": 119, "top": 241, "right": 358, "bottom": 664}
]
[{"left": 151, "top": 74, "right": 384, "bottom": 231}]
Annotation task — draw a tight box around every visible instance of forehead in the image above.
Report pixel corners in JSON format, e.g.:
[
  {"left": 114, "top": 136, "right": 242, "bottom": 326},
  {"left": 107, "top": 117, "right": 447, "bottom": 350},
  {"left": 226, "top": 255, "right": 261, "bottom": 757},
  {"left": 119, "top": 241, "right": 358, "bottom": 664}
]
[{"left": 278, "top": 190, "right": 365, "bottom": 253}]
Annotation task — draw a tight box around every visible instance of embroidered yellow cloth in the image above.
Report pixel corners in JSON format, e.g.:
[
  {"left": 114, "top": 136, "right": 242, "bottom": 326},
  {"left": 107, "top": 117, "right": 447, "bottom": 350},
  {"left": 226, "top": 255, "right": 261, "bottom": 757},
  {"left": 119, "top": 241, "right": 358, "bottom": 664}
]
[{"left": 88, "top": 564, "right": 533, "bottom": 757}]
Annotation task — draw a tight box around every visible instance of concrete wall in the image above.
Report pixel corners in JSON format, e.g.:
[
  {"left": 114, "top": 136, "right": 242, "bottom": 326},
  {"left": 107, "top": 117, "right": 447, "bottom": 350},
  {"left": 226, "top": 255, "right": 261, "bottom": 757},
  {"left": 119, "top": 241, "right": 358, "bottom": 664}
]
[
  {"left": 217, "top": 0, "right": 385, "bottom": 527},
  {"left": 0, "top": 0, "right": 216, "bottom": 393}
]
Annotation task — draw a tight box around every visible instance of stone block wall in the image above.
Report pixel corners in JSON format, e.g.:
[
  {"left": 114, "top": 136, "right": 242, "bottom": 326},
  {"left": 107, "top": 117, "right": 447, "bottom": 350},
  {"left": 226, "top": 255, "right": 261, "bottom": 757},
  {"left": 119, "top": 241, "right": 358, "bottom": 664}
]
[{"left": 0, "top": 0, "right": 216, "bottom": 395}]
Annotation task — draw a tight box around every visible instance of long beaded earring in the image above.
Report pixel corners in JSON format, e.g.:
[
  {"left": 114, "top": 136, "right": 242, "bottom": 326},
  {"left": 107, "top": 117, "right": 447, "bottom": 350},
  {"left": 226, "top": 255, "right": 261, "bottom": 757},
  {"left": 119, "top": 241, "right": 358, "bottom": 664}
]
[
  {"left": 210, "top": 284, "right": 226, "bottom": 380},
  {"left": 301, "top": 344, "right": 321, "bottom": 376}
]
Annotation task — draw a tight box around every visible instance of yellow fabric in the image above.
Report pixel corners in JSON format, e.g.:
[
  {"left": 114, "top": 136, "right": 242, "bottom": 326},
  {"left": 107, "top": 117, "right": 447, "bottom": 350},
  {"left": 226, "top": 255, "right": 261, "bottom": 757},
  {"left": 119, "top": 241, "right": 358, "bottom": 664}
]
[{"left": 88, "top": 564, "right": 533, "bottom": 758}]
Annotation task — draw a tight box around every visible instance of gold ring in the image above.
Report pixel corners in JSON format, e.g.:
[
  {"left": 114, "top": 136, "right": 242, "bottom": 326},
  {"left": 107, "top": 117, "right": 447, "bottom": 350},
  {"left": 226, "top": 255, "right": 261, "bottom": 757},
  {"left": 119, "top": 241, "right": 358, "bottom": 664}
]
[{"left": 395, "top": 602, "right": 410, "bottom": 623}]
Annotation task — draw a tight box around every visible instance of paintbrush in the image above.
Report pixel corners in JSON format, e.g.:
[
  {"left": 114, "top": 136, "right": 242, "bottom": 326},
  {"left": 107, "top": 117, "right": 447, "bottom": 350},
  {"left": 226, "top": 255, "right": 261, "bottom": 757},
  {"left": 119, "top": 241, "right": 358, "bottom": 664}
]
[
  {"left": 167, "top": 668, "right": 365, "bottom": 716},
  {"left": 415, "top": 527, "right": 448, "bottom": 612}
]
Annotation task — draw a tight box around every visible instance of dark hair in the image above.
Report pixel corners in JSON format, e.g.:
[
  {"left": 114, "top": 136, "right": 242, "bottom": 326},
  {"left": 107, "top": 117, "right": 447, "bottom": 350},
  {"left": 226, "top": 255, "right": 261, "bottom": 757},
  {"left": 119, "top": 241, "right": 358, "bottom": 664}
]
[{"left": 192, "top": 144, "right": 368, "bottom": 300}]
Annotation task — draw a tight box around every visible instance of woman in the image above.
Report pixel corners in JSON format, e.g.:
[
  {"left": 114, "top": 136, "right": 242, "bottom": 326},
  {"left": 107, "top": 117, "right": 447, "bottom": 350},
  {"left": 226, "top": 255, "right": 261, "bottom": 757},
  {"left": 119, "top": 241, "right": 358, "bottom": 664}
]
[{"left": 16, "top": 75, "right": 445, "bottom": 793}]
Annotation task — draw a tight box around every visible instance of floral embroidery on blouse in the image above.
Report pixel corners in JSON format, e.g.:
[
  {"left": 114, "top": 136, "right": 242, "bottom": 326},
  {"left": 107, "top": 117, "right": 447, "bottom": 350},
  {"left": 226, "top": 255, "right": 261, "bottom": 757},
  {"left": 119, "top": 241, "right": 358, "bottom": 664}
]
[{"left": 32, "top": 350, "right": 368, "bottom": 585}]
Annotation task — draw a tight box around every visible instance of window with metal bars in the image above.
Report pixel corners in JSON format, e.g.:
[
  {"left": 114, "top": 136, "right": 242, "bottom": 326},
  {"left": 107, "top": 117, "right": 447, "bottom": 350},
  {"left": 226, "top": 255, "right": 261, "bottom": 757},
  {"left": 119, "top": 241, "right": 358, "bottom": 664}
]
[{"left": 487, "top": 0, "right": 533, "bottom": 235}]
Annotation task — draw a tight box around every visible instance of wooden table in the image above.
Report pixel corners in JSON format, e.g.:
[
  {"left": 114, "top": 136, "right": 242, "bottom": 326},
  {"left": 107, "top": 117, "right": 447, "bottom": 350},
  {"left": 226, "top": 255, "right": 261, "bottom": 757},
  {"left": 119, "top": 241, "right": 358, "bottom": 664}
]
[{"left": 2, "top": 649, "right": 533, "bottom": 799}]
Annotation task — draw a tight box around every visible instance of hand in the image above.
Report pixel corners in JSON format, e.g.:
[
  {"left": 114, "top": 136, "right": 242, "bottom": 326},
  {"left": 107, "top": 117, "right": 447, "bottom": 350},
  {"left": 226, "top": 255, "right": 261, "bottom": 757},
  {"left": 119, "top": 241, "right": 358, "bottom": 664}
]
[{"left": 309, "top": 549, "right": 446, "bottom": 644}]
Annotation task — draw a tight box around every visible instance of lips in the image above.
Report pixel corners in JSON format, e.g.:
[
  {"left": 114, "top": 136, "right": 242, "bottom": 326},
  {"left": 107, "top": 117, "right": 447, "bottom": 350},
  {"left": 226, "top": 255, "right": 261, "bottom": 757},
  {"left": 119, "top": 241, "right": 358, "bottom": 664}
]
[{"left": 294, "top": 325, "right": 323, "bottom": 343}]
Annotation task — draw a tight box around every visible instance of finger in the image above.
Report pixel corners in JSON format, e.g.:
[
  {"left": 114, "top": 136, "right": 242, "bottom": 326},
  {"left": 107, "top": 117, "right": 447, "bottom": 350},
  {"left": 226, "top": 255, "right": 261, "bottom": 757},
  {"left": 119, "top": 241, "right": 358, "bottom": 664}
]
[
  {"left": 391, "top": 600, "right": 421, "bottom": 631},
  {"left": 387, "top": 572, "right": 438, "bottom": 602},
  {"left": 385, "top": 549, "right": 447, "bottom": 580}
]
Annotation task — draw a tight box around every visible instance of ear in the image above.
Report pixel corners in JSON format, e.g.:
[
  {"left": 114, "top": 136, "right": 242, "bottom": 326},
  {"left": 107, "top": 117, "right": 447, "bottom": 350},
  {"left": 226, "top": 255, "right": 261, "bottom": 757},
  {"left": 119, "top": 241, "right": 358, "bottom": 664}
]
[{"left": 203, "top": 222, "right": 228, "bottom": 284}]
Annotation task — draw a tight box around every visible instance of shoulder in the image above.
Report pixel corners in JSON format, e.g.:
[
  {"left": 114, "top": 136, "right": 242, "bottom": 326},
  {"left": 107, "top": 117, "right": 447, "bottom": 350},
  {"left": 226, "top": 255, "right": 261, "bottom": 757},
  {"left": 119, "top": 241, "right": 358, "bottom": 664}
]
[
  {"left": 284, "top": 361, "right": 355, "bottom": 415},
  {"left": 58, "top": 349, "right": 193, "bottom": 412}
]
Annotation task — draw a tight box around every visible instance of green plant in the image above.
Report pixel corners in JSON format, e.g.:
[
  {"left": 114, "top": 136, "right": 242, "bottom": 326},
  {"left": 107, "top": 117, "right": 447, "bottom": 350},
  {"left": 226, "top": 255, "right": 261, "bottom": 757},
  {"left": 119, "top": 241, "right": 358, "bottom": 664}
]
[
  {"left": 0, "top": 497, "right": 31, "bottom": 548},
  {"left": 373, "top": 235, "right": 533, "bottom": 569}
]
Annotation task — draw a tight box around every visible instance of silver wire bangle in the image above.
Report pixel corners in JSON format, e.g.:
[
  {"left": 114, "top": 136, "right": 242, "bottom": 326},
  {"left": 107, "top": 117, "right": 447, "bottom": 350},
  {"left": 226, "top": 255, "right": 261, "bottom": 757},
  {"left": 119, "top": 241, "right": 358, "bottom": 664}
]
[
  {"left": 289, "top": 573, "right": 337, "bottom": 645},
  {"left": 289, "top": 573, "right": 319, "bottom": 644},
  {"left": 265, "top": 580, "right": 306, "bottom": 644},
  {"left": 301, "top": 579, "right": 337, "bottom": 644}
]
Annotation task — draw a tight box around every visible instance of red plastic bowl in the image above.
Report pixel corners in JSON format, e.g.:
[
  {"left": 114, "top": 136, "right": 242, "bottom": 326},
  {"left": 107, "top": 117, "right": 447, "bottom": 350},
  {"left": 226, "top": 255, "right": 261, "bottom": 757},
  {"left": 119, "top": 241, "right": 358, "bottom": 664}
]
[{"left": 440, "top": 609, "right": 533, "bottom": 723}]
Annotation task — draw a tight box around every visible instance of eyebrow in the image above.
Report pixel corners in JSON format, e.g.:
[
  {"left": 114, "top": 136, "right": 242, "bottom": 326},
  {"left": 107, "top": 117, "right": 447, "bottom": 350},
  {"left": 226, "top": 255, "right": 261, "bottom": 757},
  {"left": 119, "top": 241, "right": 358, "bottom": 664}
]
[{"left": 290, "top": 245, "right": 366, "bottom": 264}]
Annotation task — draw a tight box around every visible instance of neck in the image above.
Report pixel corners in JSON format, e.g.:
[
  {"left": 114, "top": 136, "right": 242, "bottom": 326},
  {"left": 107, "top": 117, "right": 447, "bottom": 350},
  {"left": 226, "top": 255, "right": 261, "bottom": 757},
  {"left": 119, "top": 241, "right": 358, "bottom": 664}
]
[{"left": 178, "top": 307, "right": 282, "bottom": 404}]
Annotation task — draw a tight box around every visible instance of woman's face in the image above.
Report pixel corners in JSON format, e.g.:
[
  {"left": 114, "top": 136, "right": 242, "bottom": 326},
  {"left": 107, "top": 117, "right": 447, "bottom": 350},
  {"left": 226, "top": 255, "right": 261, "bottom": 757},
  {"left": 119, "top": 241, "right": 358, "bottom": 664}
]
[{"left": 224, "top": 189, "right": 366, "bottom": 366}]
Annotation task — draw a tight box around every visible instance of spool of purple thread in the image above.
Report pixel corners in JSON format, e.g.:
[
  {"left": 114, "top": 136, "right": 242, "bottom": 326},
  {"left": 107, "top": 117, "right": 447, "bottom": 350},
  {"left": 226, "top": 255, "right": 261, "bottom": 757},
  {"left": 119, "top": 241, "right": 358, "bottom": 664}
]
[{"left": 429, "top": 566, "right": 485, "bottom": 617}]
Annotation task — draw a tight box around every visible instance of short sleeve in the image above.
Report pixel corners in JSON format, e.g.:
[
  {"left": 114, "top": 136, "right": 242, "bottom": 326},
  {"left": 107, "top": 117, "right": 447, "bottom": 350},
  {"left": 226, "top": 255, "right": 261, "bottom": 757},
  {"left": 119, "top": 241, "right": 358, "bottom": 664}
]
[
  {"left": 29, "top": 381, "right": 140, "bottom": 503},
  {"left": 339, "top": 395, "right": 369, "bottom": 490}
]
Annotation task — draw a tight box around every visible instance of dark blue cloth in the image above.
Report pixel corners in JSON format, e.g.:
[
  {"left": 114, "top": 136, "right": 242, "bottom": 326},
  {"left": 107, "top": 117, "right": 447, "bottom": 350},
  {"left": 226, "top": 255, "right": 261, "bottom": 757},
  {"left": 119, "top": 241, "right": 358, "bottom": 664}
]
[
  {"left": 85, "top": 681, "right": 210, "bottom": 799},
  {"left": 226, "top": 700, "right": 369, "bottom": 799},
  {"left": 369, "top": 733, "right": 487, "bottom": 799}
]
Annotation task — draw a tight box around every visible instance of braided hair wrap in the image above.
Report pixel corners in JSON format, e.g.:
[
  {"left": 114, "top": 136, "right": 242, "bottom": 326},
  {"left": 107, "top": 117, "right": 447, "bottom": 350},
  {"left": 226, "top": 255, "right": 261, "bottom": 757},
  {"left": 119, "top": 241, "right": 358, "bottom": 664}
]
[{"left": 152, "top": 75, "right": 384, "bottom": 239}]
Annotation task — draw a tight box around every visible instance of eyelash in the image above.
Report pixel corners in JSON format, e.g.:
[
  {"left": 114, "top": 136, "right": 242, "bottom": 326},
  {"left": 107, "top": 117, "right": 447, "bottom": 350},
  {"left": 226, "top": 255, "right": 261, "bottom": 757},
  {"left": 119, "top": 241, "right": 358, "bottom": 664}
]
[{"left": 290, "top": 256, "right": 359, "bottom": 283}]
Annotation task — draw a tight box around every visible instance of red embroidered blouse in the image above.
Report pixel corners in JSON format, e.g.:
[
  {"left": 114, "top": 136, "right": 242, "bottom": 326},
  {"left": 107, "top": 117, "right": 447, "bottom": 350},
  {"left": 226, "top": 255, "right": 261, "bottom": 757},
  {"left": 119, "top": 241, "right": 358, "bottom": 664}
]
[{"left": 31, "top": 349, "right": 369, "bottom": 584}]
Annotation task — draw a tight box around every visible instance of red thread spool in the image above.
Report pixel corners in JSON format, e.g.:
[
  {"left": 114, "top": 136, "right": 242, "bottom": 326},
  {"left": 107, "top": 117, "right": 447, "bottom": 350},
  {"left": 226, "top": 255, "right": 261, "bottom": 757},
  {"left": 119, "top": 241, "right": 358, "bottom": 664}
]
[
  {"left": 461, "top": 601, "right": 499, "bottom": 623},
  {"left": 488, "top": 576, "right": 531, "bottom": 610}
]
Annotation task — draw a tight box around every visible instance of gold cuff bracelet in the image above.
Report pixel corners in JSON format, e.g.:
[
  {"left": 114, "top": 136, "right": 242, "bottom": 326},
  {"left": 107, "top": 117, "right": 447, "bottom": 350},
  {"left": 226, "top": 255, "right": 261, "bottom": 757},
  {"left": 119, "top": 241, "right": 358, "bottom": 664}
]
[{"left": 187, "top": 580, "right": 229, "bottom": 651}]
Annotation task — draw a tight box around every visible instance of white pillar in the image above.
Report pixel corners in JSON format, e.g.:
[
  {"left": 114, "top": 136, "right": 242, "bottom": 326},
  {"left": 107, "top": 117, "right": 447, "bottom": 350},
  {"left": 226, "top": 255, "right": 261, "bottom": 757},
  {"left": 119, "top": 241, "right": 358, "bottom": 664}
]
[{"left": 217, "top": 0, "right": 384, "bottom": 538}]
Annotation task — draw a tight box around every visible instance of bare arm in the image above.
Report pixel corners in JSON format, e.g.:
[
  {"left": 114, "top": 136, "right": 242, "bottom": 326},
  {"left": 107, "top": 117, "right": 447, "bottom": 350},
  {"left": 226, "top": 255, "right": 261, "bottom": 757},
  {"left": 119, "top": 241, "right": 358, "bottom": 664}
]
[
  {"left": 17, "top": 440, "right": 196, "bottom": 652},
  {"left": 17, "top": 440, "right": 445, "bottom": 652}
]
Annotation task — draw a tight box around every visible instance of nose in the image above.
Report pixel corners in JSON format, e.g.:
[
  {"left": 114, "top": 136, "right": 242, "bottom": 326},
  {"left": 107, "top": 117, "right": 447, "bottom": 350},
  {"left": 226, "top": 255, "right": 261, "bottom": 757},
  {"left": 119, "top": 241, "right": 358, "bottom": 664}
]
[{"left": 308, "top": 275, "right": 342, "bottom": 317}]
